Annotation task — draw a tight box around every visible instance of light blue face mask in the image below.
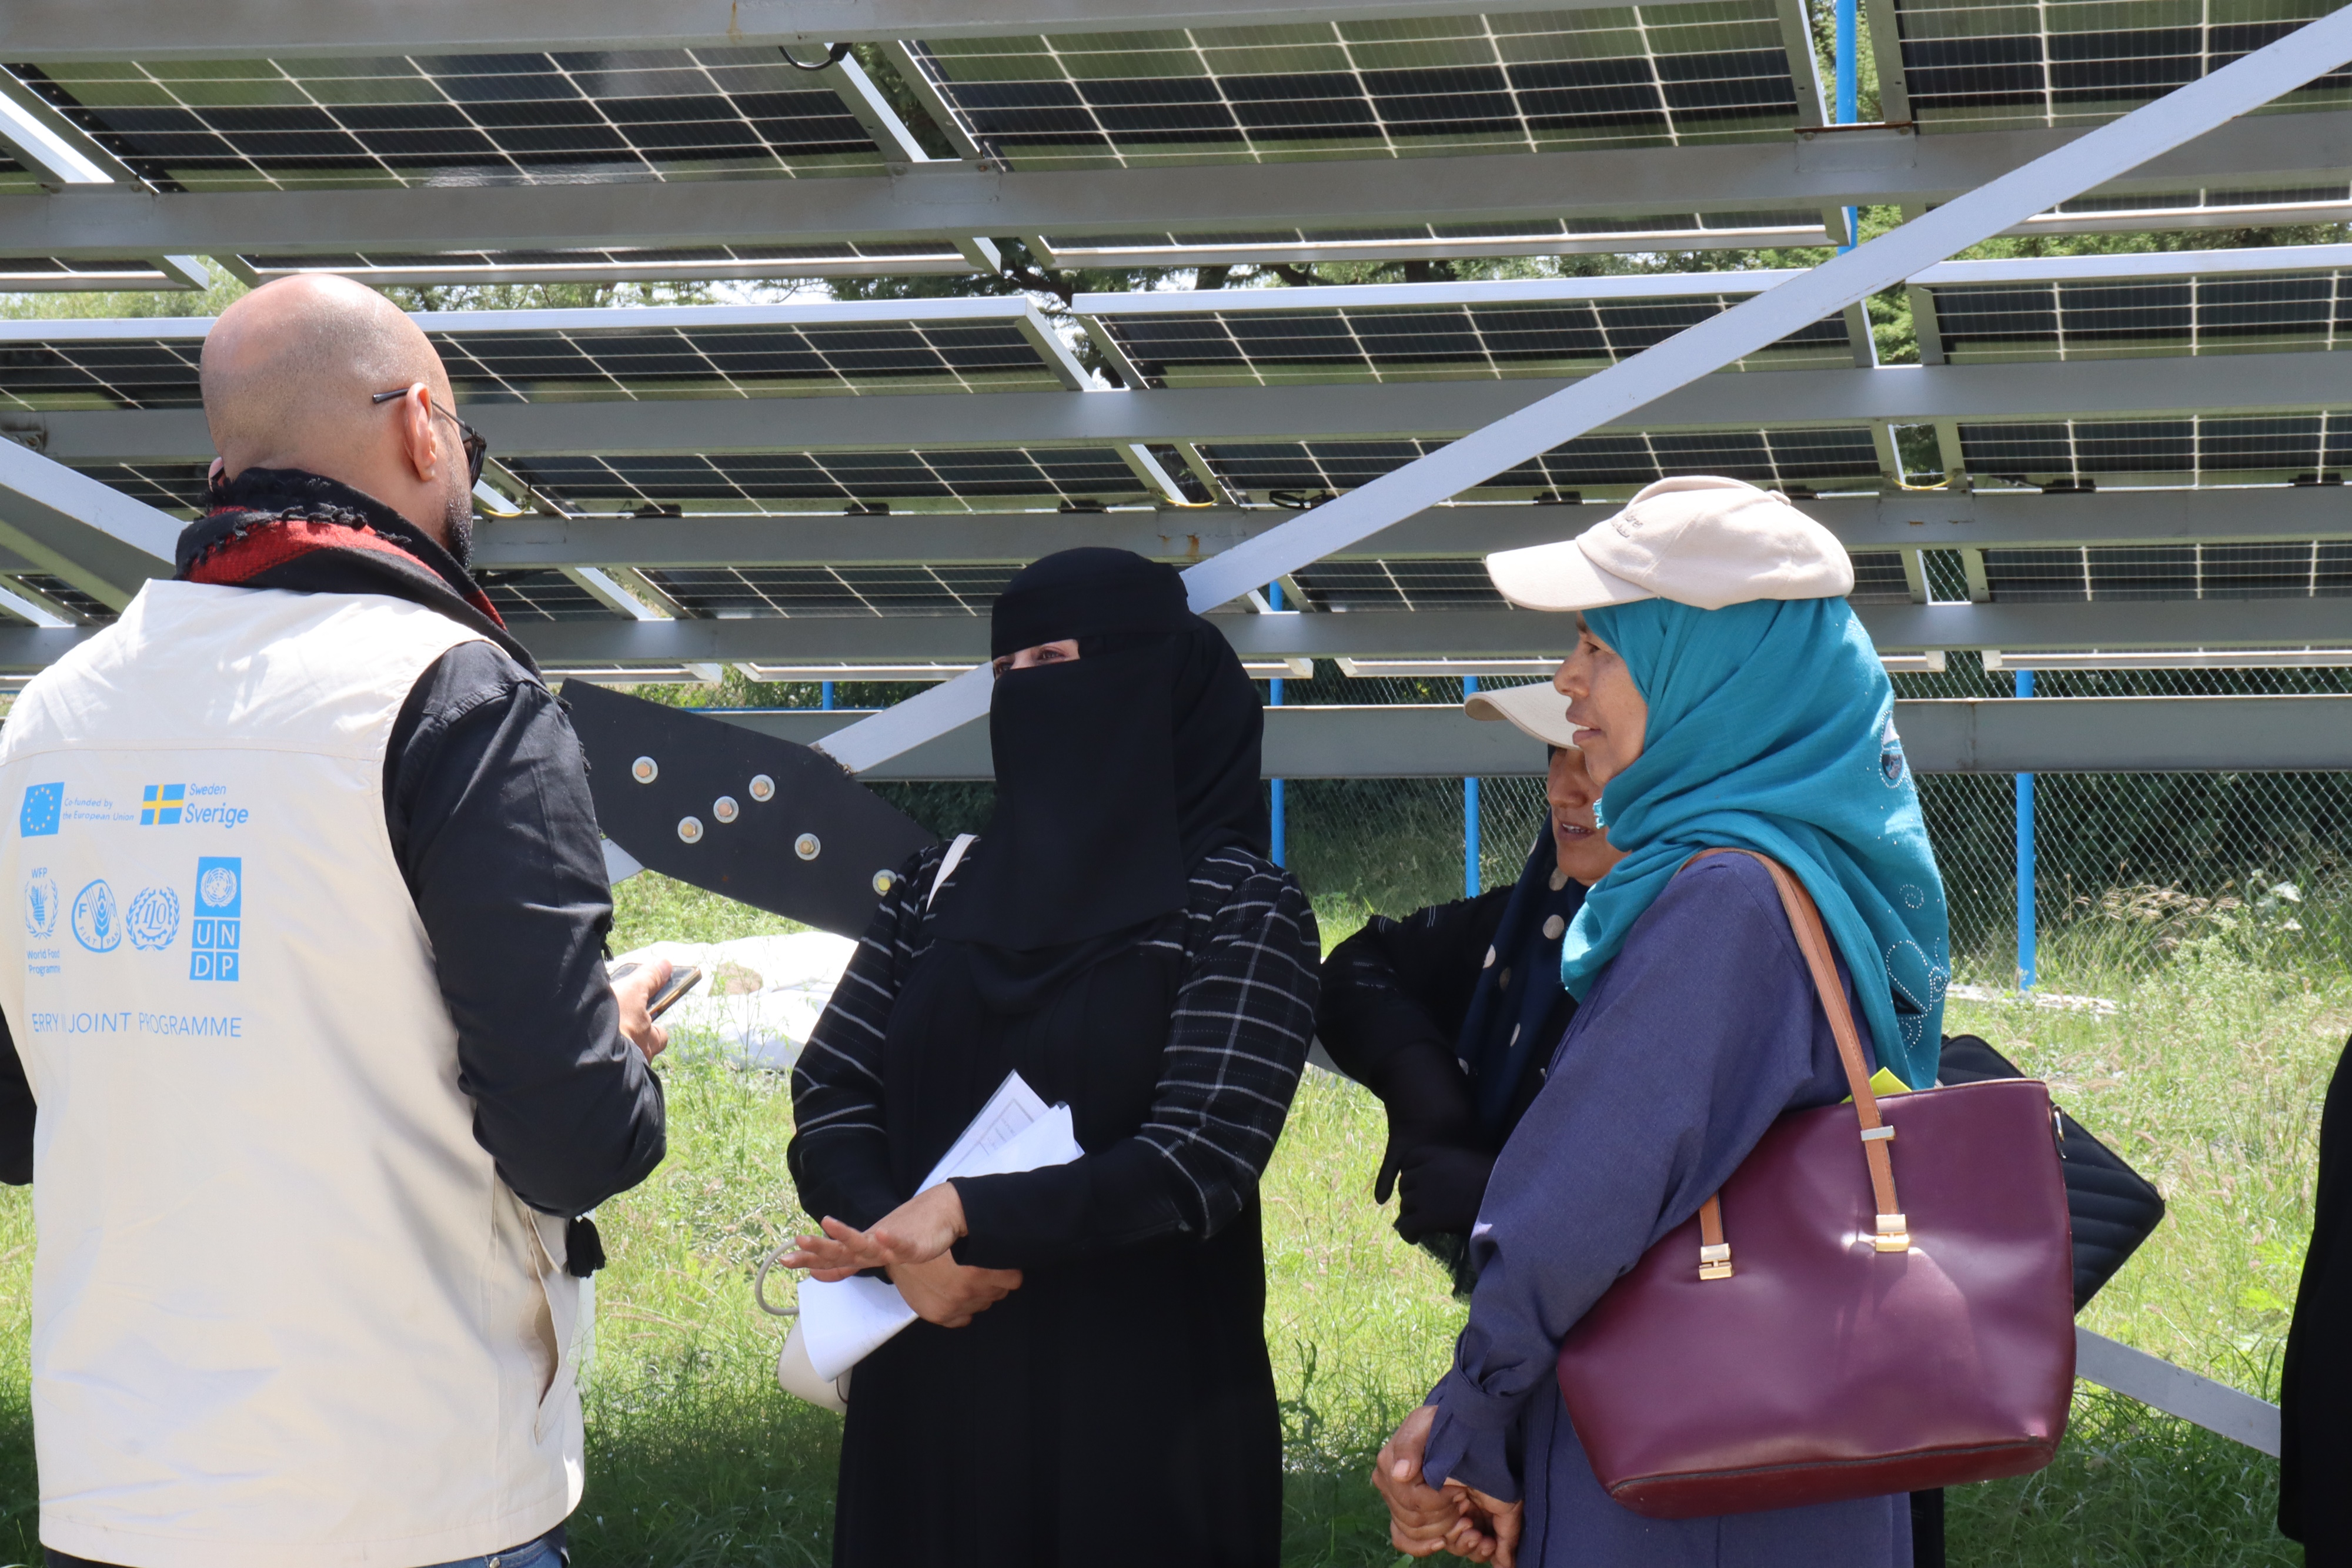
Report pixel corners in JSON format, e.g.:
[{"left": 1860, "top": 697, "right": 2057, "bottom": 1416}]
[{"left": 1560, "top": 596, "right": 1951, "bottom": 1088}]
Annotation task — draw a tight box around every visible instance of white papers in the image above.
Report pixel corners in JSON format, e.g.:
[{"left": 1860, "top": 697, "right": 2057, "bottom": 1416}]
[{"left": 797, "top": 1071, "right": 1080, "bottom": 1382}]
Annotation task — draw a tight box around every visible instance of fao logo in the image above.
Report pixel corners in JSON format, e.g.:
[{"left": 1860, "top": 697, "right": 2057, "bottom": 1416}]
[
  {"left": 71, "top": 880, "right": 119, "bottom": 954},
  {"left": 23, "top": 876, "right": 55, "bottom": 939}
]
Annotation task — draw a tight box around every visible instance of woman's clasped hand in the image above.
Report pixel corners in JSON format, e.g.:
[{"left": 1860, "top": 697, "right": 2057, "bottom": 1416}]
[
  {"left": 783, "top": 1182, "right": 1023, "bottom": 1328},
  {"left": 1374, "top": 1407, "right": 1523, "bottom": 1565}
]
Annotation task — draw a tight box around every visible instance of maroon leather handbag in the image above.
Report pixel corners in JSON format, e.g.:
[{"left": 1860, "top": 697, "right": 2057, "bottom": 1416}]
[{"left": 1553, "top": 850, "right": 2076, "bottom": 1519}]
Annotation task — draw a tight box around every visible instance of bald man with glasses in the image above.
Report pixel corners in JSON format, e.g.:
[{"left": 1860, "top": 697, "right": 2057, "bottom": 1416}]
[{"left": 0, "top": 274, "right": 670, "bottom": 1568}]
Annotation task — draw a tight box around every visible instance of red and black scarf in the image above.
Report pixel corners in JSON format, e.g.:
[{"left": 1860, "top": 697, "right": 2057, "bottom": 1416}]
[{"left": 175, "top": 467, "right": 536, "bottom": 674}]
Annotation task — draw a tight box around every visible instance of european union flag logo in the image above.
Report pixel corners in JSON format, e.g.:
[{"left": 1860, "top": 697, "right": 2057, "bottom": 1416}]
[
  {"left": 19, "top": 783, "right": 61, "bottom": 838},
  {"left": 141, "top": 784, "right": 185, "bottom": 827}
]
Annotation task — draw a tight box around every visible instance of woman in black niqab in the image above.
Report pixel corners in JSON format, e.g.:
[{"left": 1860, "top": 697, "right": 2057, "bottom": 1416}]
[
  {"left": 938, "top": 546, "right": 1269, "bottom": 1008},
  {"left": 785, "top": 547, "right": 1320, "bottom": 1568}
]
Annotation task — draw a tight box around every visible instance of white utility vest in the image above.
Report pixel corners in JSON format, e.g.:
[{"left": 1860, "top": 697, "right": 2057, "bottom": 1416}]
[{"left": 0, "top": 582, "right": 585, "bottom": 1568}]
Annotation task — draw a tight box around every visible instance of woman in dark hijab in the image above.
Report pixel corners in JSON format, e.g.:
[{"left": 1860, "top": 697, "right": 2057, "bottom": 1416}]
[{"left": 784, "top": 547, "right": 1321, "bottom": 1568}]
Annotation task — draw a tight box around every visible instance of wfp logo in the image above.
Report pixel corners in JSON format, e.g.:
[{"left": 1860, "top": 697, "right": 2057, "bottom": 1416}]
[
  {"left": 190, "top": 857, "right": 241, "bottom": 982},
  {"left": 141, "top": 784, "right": 185, "bottom": 826},
  {"left": 71, "top": 880, "right": 119, "bottom": 953},
  {"left": 128, "top": 887, "right": 178, "bottom": 951},
  {"left": 19, "top": 783, "right": 61, "bottom": 838},
  {"left": 23, "top": 876, "right": 55, "bottom": 939}
]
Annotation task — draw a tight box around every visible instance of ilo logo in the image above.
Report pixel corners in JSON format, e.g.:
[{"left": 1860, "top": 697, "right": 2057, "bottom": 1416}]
[
  {"left": 23, "top": 875, "right": 55, "bottom": 939},
  {"left": 71, "top": 880, "right": 119, "bottom": 953},
  {"left": 128, "top": 887, "right": 179, "bottom": 951}
]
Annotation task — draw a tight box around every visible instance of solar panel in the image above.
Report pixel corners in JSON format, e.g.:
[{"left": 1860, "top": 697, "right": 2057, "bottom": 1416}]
[
  {"left": 1199, "top": 426, "right": 1885, "bottom": 500},
  {"left": 6, "top": 574, "right": 116, "bottom": 622},
  {"left": 7, "top": 51, "right": 886, "bottom": 192},
  {"left": 1034, "top": 209, "right": 1835, "bottom": 268},
  {"left": 643, "top": 563, "right": 1021, "bottom": 617},
  {"left": 235, "top": 241, "right": 972, "bottom": 286},
  {"left": 65, "top": 462, "right": 212, "bottom": 511},
  {"left": 903, "top": 3, "right": 1804, "bottom": 172},
  {"left": 1079, "top": 278, "right": 1853, "bottom": 387},
  {"left": 473, "top": 569, "right": 630, "bottom": 621},
  {"left": 502, "top": 447, "right": 1159, "bottom": 511},
  {"left": 1980, "top": 541, "right": 2352, "bottom": 600},
  {"left": 0, "top": 301, "right": 1079, "bottom": 412},
  {"left": 1289, "top": 557, "right": 1508, "bottom": 610},
  {"left": 1891, "top": 0, "right": 2352, "bottom": 134},
  {"left": 1923, "top": 271, "right": 2352, "bottom": 362},
  {"left": 0, "top": 256, "right": 186, "bottom": 290},
  {"left": 1848, "top": 550, "right": 1915, "bottom": 603},
  {"left": 1957, "top": 412, "right": 2352, "bottom": 486}
]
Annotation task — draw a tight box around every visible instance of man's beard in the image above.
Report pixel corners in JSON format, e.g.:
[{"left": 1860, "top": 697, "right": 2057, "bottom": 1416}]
[{"left": 442, "top": 485, "right": 476, "bottom": 570}]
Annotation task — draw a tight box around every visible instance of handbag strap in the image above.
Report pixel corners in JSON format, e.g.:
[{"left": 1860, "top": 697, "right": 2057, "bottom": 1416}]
[
  {"left": 1686, "top": 850, "right": 1911, "bottom": 1271},
  {"left": 927, "top": 833, "right": 976, "bottom": 913}
]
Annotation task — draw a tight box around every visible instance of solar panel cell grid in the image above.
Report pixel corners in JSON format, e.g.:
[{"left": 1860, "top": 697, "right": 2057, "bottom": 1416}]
[
  {"left": 66, "top": 463, "right": 211, "bottom": 513},
  {"left": 0, "top": 340, "right": 203, "bottom": 411},
  {"left": 1929, "top": 271, "right": 2352, "bottom": 360},
  {"left": 7, "top": 574, "right": 117, "bottom": 622},
  {"left": 1201, "top": 427, "right": 1883, "bottom": 497},
  {"left": 1096, "top": 297, "right": 1850, "bottom": 387},
  {"left": 8, "top": 51, "right": 884, "bottom": 192},
  {"left": 1893, "top": 0, "right": 2352, "bottom": 133},
  {"left": 437, "top": 317, "right": 1064, "bottom": 402},
  {"left": 643, "top": 564, "right": 1021, "bottom": 617},
  {"left": 238, "top": 240, "right": 970, "bottom": 281},
  {"left": 502, "top": 449, "right": 1155, "bottom": 511},
  {"left": 1849, "top": 550, "right": 1915, "bottom": 603},
  {"left": 0, "top": 257, "right": 181, "bottom": 287},
  {"left": 1290, "top": 557, "right": 1509, "bottom": 609},
  {"left": 1982, "top": 541, "right": 2352, "bottom": 599},
  {"left": 905, "top": 4, "right": 1802, "bottom": 172},
  {"left": 473, "top": 569, "right": 629, "bottom": 621},
  {"left": 1959, "top": 411, "right": 2352, "bottom": 483}
]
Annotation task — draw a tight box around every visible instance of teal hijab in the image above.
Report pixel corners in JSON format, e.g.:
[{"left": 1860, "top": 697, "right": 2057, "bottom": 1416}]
[{"left": 1562, "top": 596, "right": 1949, "bottom": 1088}]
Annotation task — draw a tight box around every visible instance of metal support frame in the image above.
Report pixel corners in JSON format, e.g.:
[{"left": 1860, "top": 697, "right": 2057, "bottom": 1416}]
[
  {"left": 0, "top": 71, "right": 130, "bottom": 188},
  {"left": 44, "top": 350, "right": 2352, "bottom": 465},
  {"left": 818, "top": 5, "right": 2352, "bottom": 771},
  {"left": 620, "top": 694, "right": 2352, "bottom": 780},
  {"left": 464, "top": 487, "right": 2352, "bottom": 569},
  {"left": 0, "top": 434, "right": 177, "bottom": 610},
  {"left": 9, "top": 110, "right": 2352, "bottom": 263}
]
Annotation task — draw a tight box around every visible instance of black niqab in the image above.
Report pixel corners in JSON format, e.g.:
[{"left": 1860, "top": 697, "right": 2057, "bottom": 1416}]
[{"left": 937, "top": 548, "right": 1267, "bottom": 1010}]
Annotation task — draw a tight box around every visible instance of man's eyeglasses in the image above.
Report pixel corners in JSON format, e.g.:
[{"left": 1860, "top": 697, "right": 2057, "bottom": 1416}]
[{"left": 371, "top": 387, "right": 487, "bottom": 489}]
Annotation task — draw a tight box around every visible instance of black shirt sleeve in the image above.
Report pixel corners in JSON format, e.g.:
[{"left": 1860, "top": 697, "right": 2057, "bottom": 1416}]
[
  {"left": 1316, "top": 886, "right": 1514, "bottom": 1086},
  {"left": 0, "top": 1015, "right": 31, "bottom": 1185},
  {"left": 384, "top": 641, "right": 665, "bottom": 1216}
]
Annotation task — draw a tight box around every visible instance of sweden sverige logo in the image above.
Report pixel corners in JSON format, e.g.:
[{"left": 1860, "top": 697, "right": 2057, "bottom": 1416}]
[
  {"left": 140, "top": 784, "right": 185, "bottom": 826},
  {"left": 190, "top": 857, "right": 240, "bottom": 982},
  {"left": 19, "top": 784, "right": 61, "bottom": 838}
]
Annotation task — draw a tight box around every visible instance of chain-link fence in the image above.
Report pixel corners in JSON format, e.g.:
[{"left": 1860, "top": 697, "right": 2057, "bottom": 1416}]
[{"left": 723, "top": 660, "right": 2352, "bottom": 992}]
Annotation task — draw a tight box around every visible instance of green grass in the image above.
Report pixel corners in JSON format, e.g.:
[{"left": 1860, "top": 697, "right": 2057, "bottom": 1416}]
[{"left": 0, "top": 871, "right": 2334, "bottom": 1565}]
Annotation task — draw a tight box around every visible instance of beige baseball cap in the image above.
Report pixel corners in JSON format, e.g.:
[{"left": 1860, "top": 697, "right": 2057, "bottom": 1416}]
[
  {"left": 1465, "top": 678, "right": 1580, "bottom": 750},
  {"left": 1484, "top": 474, "right": 1853, "bottom": 613}
]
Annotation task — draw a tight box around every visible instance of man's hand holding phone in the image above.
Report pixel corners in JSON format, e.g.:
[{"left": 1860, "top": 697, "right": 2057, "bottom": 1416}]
[{"left": 609, "top": 958, "right": 684, "bottom": 1062}]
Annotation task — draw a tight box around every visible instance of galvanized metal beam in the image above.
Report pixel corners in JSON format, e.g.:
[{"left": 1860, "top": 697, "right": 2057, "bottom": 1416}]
[
  {"left": 0, "top": 436, "right": 178, "bottom": 610},
  {"left": 0, "top": 0, "right": 1726, "bottom": 59},
  {"left": 39, "top": 352, "right": 2352, "bottom": 464},
  {"left": 4, "top": 110, "right": 2348, "bottom": 260},
  {"left": 693, "top": 695, "right": 2352, "bottom": 780},
  {"left": 466, "top": 488, "right": 2352, "bottom": 570}
]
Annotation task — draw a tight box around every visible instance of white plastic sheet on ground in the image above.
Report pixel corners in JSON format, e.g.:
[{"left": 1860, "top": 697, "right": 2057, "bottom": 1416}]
[{"left": 610, "top": 931, "right": 858, "bottom": 1072}]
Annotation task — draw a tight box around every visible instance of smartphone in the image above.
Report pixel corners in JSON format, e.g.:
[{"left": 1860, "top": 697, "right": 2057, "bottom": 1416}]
[{"left": 610, "top": 962, "right": 706, "bottom": 1019}]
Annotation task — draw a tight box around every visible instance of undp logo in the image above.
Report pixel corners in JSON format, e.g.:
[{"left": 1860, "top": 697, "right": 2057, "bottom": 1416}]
[
  {"left": 71, "top": 880, "right": 119, "bottom": 954},
  {"left": 191, "top": 857, "right": 241, "bottom": 982}
]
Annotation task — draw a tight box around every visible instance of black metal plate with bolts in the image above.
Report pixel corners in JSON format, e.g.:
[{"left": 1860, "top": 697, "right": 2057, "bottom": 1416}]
[{"left": 563, "top": 680, "right": 937, "bottom": 939}]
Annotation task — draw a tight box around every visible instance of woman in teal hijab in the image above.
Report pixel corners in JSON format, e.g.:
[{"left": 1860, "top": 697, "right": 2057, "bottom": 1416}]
[{"left": 1372, "top": 476, "right": 1946, "bottom": 1568}]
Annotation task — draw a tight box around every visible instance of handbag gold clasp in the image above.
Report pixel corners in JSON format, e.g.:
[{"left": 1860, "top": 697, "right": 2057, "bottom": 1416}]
[{"left": 1873, "top": 1213, "right": 1911, "bottom": 1253}]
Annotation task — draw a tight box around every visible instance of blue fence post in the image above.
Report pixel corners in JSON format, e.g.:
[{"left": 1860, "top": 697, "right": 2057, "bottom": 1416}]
[
  {"left": 1267, "top": 584, "right": 1286, "bottom": 868},
  {"left": 820, "top": 680, "right": 835, "bottom": 712},
  {"left": 2015, "top": 668, "right": 2037, "bottom": 989},
  {"left": 1464, "top": 676, "right": 1481, "bottom": 897},
  {"left": 1835, "top": 0, "right": 1860, "bottom": 252}
]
